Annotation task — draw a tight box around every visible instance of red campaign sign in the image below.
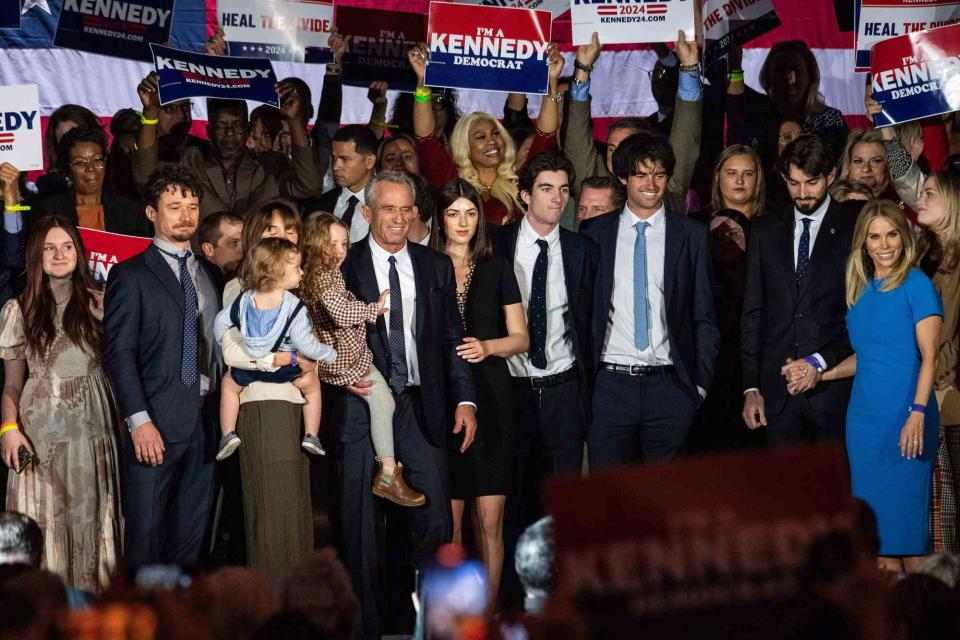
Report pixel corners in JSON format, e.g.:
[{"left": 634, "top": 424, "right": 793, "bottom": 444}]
[
  {"left": 545, "top": 445, "right": 853, "bottom": 636},
  {"left": 77, "top": 227, "right": 152, "bottom": 283},
  {"left": 425, "top": 2, "right": 552, "bottom": 94},
  {"left": 336, "top": 5, "right": 426, "bottom": 92}
]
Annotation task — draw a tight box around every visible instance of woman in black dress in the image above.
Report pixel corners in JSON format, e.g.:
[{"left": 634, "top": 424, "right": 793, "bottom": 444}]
[{"left": 432, "top": 179, "right": 529, "bottom": 601}]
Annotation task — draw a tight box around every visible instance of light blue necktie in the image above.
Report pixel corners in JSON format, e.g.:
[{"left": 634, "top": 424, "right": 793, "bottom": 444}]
[{"left": 634, "top": 220, "right": 649, "bottom": 350}]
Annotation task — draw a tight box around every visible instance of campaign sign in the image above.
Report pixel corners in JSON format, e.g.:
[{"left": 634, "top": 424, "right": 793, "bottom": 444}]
[
  {"left": 571, "top": 0, "right": 695, "bottom": 46},
  {"left": 701, "top": 0, "right": 780, "bottom": 67},
  {"left": 53, "top": 0, "right": 175, "bottom": 63},
  {"left": 220, "top": 0, "right": 333, "bottom": 63},
  {"left": 425, "top": 2, "right": 552, "bottom": 95},
  {"left": 0, "top": 1, "right": 21, "bottom": 29},
  {"left": 151, "top": 44, "right": 280, "bottom": 107},
  {"left": 0, "top": 84, "right": 43, "bottom": 171},
  {"left": 336, "top": 6, "right": 425, "bottom": 93},
  {"left": 78, "top": 228, "right": 152, "bottom": 283},
  {"left": 546, "top": 445, "right": 853, "bottom": 636},
  {"left": 870, "top": 23, "right": 960, "bottom": 127},
  {"left": 458, "top": 0, "right": 570, "bottom": 20},
  {"left": 855, "top": 0, "right": 960, "bottom": 72}
]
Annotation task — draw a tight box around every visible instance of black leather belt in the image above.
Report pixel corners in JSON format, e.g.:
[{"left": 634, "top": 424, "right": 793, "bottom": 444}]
[
  {"left": 515, "top": 367, "right": 577, "bottom": 389},
  {"left": 601, "top": 363, "right": 674, "bottom": 376}
]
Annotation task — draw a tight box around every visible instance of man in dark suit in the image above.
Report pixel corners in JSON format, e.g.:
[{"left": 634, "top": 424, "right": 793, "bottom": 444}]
[
  {"left": 337, "top": 171, "right": 476, "bottom": 639},
  {"left": 581, "top": 131, "right": 719, "bottom": 469},
  {"left": 741, "top": 135, "right": 857, "bottom": 446},
  {"left": 103, "top": 165, "right": 222, "bottom": 565},
  {"left": 301, "top": 125, "right": 378, "bottom": 244}
]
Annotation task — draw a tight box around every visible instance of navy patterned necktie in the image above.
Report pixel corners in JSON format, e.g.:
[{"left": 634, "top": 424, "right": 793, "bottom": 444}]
[
  {"left": 342, "top": 195, "right": 359, "bottom": 229},
  {"left": 158, "top": 247, "right": 199, "bottom": 388},
  {"left": 529, "top": 239, "right": 549, "bottom": 370},
  {"left": 387, "top": 256, "right": 408, "bottom": 393},
  {"left": 795, "top": 217, "right": 813, "bottom": 290}
]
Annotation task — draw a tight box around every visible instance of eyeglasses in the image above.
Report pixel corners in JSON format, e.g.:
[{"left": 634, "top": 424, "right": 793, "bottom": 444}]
[
  {"left": 161, "top": 101, "right": 192, "bottom": 115},
  {"left": 69, "top": 156, "right": 106, "bottom": 171},
  {"left": 211, "top": 122, "right": 246, "bottom": 135}
]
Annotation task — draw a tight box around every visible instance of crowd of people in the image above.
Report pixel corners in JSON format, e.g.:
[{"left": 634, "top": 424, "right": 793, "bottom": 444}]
[{"left": 1, "top": 24, "right": 960, "bottom": 639}]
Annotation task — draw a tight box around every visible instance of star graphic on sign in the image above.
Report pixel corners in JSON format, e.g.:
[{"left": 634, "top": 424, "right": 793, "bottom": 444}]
[
  {"left": 242, "top": 45, "right": 248, "bottom": 51},
  {"left": 258, "top": 46, "right": 263, "bottom": 53},
  {"left": 21, "top": 0, "right": 53, "bottom": 15}
]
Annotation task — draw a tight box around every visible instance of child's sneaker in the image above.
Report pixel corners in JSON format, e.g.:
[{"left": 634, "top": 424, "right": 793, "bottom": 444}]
[
  {"left": 372, "top": 462, "right": 426, "bottom": 507},
  {"left": 301, "top": 433, "right": 326, "bottom": 456},
  {"left": 216, "top": 432, "right": 241, "bottom": 461}
]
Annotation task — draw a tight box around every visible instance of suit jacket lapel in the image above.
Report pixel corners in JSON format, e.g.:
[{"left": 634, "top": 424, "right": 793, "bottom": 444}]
[
  {"left": 352, "top": 239, "right": 389, "bottom": 358},
  {"left": 144, "top": 245, "right": 185, "bottom": 311},
  {"left": 560, "top": 228, "right": 584, "bottom": 312},
  {"left": 409, "top": 244, "right": 428, "bottom": 344},
  {"left": 596, "top": 214, "right": 619, "bottom": 318},
  {"left": 799, "top": 203, "right": 842, "bottom": 301},
  {"left": 503, "top": 222, "right": 520, "bottom": 266},
  {"left": 663, "top": 212, "right": 685, "bottom": 310}
]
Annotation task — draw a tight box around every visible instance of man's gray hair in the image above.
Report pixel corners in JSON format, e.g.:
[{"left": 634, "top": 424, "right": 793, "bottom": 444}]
[{"left": 364, "top": 170, "right": 417, "bottom": 209}]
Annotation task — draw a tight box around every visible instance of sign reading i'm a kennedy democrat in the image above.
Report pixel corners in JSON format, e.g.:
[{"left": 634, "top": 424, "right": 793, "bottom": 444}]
[
  {"left": 54, "top": 0, "right": 175, "bottom": 62},
  {"left": 78, "top": 228, "right": 152, "bottom": 283},
  {"left": 0, "top": 84, "right": 43, "bottom": 171},
  {"left": 0, "top": 1, "right": 21, "bottom": 30},
  {"left": 151, "top": 44, "right": 280, "bottom": 108},
  {"left": 571, "top": 0, "right": 695, "bottom": 46},
  {"left": 425, "top": 2, "right": 552, "bottom": 95},
  {"left": 220, "top": 0, "right": 333, "bottom": 63},
  {"left": 701, "top": 0, "right": 779, "bottom": 67},
  {"left": 870, "top": 23, "right": 960, "bottom": 127},
  {"left": 855, "top": 0, "right": 960, "bottom": 72},
  {"left": 337, "top": 7, "right": 425, "bottom": 93}
]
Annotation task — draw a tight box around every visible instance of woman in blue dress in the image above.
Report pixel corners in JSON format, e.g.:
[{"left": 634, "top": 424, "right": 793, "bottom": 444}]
[{"left": 792, "top": 199, "right": 942, "bottom": 573}]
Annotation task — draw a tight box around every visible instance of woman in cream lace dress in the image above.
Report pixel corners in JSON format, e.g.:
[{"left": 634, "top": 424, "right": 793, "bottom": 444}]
[{"left": 0, "top": 215, "right": 121, "bottom": 592}]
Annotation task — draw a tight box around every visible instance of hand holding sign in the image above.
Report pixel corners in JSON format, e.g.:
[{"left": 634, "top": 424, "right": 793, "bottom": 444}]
[
  {"left": 328, "top": 27, "right": 347, "bottom": 68},
  {"left": 368, "top": 82, "right": 389, "bottom": 107},
  {"left": 0, "top": 163, "right": 20, "bottom": 207},
  {"left": 137, "top": 72, "right": 161, "bottom": 117},
  {"left": 205, "top": 27, "right": 227, "bottom": 57},
  {"left": 675, "top": 29, "right": 699, "bottom": 67},
  {"left": 547, "top": 44, "right": 565, "bottom": 82},
  {"left": 408, "top": 43, "right": 428, "bottom": 85},
  {"left": 575, "top": 32, "right": 602, "bottom": 77}
]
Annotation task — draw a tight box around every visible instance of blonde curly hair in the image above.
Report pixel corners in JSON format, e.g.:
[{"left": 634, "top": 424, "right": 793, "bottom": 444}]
[{"left": 449, "top": 112, "right": 519, "bottom": 222}]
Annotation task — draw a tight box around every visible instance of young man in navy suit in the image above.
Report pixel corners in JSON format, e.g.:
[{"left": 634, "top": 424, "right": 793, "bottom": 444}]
[
  {"left": 580, "top": 131, "right": 719, "bottom": 469},
  {"left": 103, "top": 166, "right": 222, "bottom": 565}
]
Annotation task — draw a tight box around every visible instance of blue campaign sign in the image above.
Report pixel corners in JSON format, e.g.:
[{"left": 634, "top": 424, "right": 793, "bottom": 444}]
[
  {"left": 425, "top": 2, "right": 552, "bottom": 95},
  {"left": 0, "top": 1, "right": 21, "bottom": 29},
  {"left": 54, "top": 0, "right": 175, "bottom": 62},
  {"left": 151, "top": 44, "right": 279, "bottom": 107}
]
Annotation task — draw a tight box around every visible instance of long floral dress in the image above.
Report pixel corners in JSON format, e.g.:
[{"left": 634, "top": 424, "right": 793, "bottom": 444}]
[{"left": 0, "top": 298, "right": 122, "bottom": 592}]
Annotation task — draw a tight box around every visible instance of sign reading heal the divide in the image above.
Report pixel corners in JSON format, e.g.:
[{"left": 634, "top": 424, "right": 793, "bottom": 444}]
[
  {"left": 571, "top": 0, "right": 695, "bottom": 46},
  {"left": 220, "top": 0, "right": 333, "bottom": 63},
  {"left": 336, "top": 6, "right": 425, "bottom": 93},
  {"left": 77, "top": 228, "right": 152, "bottom": 284},
  {"left": 425, "top": 2, "right": 552, "bottom": 95},
  {"left": 150, "top": 44, "right": 280, "bottom": 108},
  {"left": 701, "top": 0, "right": 779, "bottom": 67},
  {"left": 54, "top": 0, "right": 175, "bottom": 63},
  {"left": 0, "top": 84, "right": 43, "bottom": 172},
  {"left": 870, "top": 23, "right": 960, "bottom": 128},
  {"left": 855, "top": 0, "right": 960, "bottom": 72}
]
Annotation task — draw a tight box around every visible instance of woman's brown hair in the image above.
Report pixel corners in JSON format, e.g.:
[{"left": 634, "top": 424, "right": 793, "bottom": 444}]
[
  {"left": 430, "top": 179, "right": 492, "bottom": 263},
  {"left": 239, "top": 200, "right": 303, "bottom": 280},
  {"left": 19, "top": 216, "right": 101, "bottom": 358}
]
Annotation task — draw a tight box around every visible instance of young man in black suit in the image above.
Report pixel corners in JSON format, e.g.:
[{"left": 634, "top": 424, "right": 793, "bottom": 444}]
[
  {"left": 580, "top": 131, "right": 719, "bottom": 469},
  {"left": 103, "top": 166, "right": 222, "bottom": 565},
  {"left": 337, "top": 170, "right": 476, "bottom": 639},
  {"left": 741, "top": 134, "right": 858, "bottom": 446}
]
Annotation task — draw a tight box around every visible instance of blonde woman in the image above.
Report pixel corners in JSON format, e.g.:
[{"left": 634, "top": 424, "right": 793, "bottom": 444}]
[
  {"left": 406, "top": 43, "right": 564, "bottom": 225},
  {"left": 787, "top": 200, "right": 942, "bottom": 573}
]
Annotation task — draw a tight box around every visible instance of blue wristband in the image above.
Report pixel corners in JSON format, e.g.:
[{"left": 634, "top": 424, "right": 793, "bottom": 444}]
[
  {"left": 802, "top": 356, "right": 823, "bottom": 373},
  {"left": 909, "top": 403, "right": 926, "bottom": 415},
  {"left": 290, "top": 352, "right": 297, "bottom": 367}
]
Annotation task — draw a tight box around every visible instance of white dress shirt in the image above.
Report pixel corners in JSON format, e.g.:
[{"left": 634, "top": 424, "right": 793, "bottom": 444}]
[
  {"left": 334, "top": 187, "right": 369, "bottom": 244},
  {"left": 507, "top": 217, "right": 576, "bottom": 378},
  {"left": 369, "top": 239, "right": 420, "bottom": 386},
  {"left": 793, "top": 195, "right": 831, "bottom": 266},
  {"left": 602, "top": 205, "right": 671, "bottom": 366}
]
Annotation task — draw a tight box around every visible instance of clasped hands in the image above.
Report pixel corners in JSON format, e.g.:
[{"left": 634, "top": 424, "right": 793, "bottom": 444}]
[{"left": 780, "top": 357, "right": 822, "bottom": 396}]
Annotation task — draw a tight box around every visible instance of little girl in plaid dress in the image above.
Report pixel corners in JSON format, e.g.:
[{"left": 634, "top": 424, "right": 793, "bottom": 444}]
[{"left": 300, "top": 213, "right": 425, "bottom": 507}]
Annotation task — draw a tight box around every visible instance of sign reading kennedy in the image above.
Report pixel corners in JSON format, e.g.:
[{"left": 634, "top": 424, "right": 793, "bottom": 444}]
[
  {"left": 337, "top": 6, "right": 425, "bottom": 93},
  {"left": 151, "top": 44, "right": 280, "bottom": 108},
  {"left": 220, "top": 0, "right": 333, "bottom": 63},
  {"left": 870, "top": 23, "right": 960, "bottom": 127},
  {"left": 0, "top": 84, "right": 43, "bottom": 172},
  {"left": 54, "top": 0, "right": 175, "bottom": 63},
  {"left": 855, "top": 0, "right": 960, "bottom": 72},
  {"left": 571, "top": 0, "right": 695, "bottom": 46},
  {"left": 425, "top": 2, "right": 552, "bottom": 95}
]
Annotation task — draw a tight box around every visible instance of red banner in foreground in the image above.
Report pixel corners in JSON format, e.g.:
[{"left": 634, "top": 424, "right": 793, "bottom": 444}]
[{"left": 78, "top": 227, "right": 152, "bottom": 283}]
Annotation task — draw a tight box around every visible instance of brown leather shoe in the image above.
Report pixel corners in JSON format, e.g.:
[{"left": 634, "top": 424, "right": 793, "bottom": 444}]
[{"left": 372, "top": 462, "right": 426, "bottom": 507}]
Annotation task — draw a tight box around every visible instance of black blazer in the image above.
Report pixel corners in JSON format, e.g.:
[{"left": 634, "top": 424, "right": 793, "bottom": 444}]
[
  {"left": 103, "top": 244, "right": 223, "bottom": 443},
  {"left": 490, "top": 221, "right": 600, "bottom": 405},
  {"left": 300, "top": 187, "right": 341, "bottom": 218},
  {"left": 341, "top": 238, "right": 475, "bottom": 447},
  {"left": 580, "top": 209, "right": 720, "bottom": 398},
  {"left": 741, "top": 199, "right": 859, "bottom": 414},
  {"left": 29, "top": 189, "right": 153, "bottom": 238}
]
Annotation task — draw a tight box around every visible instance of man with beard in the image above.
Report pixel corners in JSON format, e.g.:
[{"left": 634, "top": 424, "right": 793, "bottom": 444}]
[
  {"left": 131, "top": 73, "right": 323, "bottom": 224},
  {"left": 741, "top": 135, "right": 861, "bottom": 446},
  {"left": 103, "top": 166, "right": 223, "bottom": 565}
]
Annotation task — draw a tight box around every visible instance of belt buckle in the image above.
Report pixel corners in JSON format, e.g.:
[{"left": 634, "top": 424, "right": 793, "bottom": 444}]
[{"left": 628, "top": 365, "right": 643, "bottom": 376}]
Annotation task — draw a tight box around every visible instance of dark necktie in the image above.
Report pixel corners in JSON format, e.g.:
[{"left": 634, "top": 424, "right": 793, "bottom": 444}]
[
  {"left": 795, "top": 217, "right": 813, "bottom": 290},
  {"left": 387, "top": 256, "right": 409, "bottom": 393},
  {"left": 158, "top": 247, "right": 199, "bottom": 387},
  {"left": 529, "top": 239, "right": 549, "bottom": 370},
  {"left": 342, "top": 195, "right": 359, "bottom": 229}
]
